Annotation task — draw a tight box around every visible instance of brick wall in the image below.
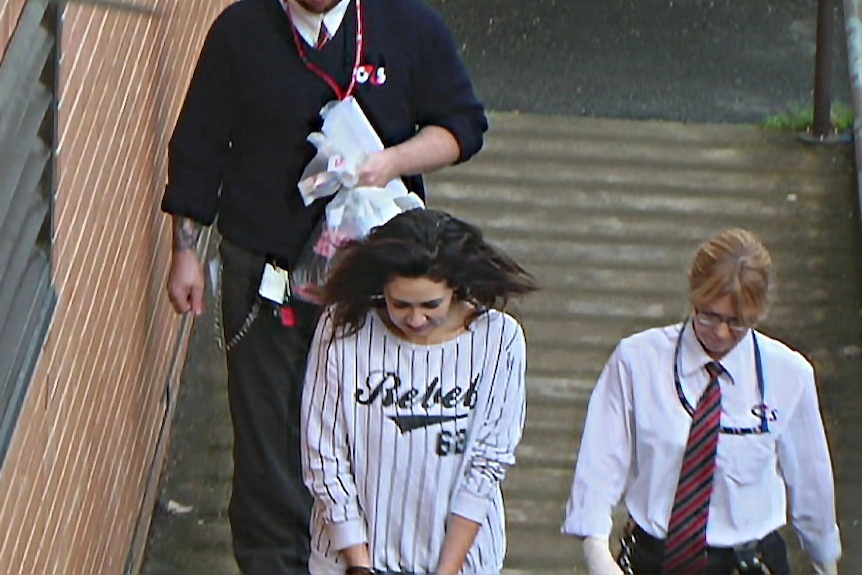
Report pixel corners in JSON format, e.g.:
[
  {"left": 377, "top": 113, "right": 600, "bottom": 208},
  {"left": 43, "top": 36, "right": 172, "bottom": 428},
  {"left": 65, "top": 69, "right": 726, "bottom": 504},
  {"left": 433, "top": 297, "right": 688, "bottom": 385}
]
[
  {"left": 0, "top": 0, "right": 27, "bottom": 63},
  {"left": 0, "top": 0, "right": 231, "bottom": 573}
]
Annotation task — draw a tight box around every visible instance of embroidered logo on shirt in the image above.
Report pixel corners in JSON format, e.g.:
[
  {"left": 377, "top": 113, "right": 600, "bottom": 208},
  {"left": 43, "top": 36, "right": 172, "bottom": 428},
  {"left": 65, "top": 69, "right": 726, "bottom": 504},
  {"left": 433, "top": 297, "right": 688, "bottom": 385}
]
[
  {"left": 355, "top": 371, "right": 479, "bottom": 443},
  {"left": 356, "top": 371, "right": 479, "bottom": 410},
  {"left": 388, "top": 413, "right": 469, "bottom": 433},
  {"left": 751, "top": 403, "right": 778, "bottom": 421}
]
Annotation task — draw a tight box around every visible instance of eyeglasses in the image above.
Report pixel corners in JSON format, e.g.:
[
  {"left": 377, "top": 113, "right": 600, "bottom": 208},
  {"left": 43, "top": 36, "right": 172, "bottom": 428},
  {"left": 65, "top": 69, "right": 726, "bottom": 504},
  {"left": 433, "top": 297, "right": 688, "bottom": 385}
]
[{"left": 693, "top": 309, "right": 752, "bottom": 333}]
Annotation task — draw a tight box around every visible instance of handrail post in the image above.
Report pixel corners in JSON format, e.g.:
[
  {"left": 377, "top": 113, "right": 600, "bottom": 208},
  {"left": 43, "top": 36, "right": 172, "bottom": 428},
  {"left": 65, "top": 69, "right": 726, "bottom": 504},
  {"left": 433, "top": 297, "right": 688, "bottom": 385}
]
[{"left": 812, "top": 0, "right": 836, "bottom": 139}]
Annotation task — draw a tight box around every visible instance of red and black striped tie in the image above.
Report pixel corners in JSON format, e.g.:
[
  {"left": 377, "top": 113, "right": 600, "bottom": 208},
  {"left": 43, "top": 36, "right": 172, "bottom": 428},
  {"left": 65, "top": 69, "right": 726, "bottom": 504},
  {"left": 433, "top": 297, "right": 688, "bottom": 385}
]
[
  {"left": 662, "top": 361, "right": 723, "bottom": 575},
  {"left": 316, "top": 23, "right": 330, "bottom": 49}
]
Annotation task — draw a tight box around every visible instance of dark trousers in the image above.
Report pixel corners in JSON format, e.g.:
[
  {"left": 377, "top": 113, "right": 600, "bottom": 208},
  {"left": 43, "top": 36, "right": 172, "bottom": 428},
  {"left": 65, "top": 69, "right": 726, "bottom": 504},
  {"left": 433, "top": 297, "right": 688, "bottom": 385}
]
[
  {"left": 627, "top": 524, "right": 790, "bottom": 575},
  {"left": 220, "top": 239, "right": 321, "bottom": 575}
]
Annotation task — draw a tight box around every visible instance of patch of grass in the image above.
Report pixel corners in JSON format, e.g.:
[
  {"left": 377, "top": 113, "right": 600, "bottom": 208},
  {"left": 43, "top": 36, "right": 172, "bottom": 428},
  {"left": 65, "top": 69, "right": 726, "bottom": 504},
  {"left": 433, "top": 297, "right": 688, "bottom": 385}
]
[{"left": 762, "top": 101, "right": 854, "bottom": 132}]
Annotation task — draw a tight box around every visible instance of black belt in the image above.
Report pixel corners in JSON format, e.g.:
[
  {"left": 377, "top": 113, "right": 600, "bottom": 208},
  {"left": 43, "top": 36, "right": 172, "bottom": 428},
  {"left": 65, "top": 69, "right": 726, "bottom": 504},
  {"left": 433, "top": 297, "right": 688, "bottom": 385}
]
[
  {"left": 629, "top": 521, "right": 784, "bottom": 573},
  {"left": 632, "top": 523, "right": 780, "bottom": 555}
]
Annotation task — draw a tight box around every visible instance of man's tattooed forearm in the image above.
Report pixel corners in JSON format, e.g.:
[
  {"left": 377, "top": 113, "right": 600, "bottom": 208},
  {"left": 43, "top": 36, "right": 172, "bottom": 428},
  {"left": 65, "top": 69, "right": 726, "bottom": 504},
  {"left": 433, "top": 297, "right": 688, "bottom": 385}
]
[{"left": 172, "top": 216, "right": 202, "bottom": 251}]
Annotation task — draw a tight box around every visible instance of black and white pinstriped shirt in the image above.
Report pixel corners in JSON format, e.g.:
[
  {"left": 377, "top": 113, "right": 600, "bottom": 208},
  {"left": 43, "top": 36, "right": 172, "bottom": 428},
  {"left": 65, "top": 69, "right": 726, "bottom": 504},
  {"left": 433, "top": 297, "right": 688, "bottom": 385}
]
[{"left": 302, "top": 308, "right": 527, "bottom": 575}]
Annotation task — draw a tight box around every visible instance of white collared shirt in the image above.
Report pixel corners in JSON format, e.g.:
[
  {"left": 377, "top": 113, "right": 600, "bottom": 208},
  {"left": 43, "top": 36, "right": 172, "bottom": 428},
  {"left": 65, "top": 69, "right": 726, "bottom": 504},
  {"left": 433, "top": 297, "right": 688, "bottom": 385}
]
[
  {"left": 561, "top": 320, "right": 841, "bottom": 566},
  {"left": 281, "top": 0, "right": 350, "bottom": 48}
]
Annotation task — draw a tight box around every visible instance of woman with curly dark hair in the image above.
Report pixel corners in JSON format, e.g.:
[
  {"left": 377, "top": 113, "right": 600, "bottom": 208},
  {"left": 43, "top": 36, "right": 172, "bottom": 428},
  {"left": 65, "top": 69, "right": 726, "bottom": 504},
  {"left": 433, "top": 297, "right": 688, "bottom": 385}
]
[{"left": 301, "top": 208, "right": 537, "bottom": 575}]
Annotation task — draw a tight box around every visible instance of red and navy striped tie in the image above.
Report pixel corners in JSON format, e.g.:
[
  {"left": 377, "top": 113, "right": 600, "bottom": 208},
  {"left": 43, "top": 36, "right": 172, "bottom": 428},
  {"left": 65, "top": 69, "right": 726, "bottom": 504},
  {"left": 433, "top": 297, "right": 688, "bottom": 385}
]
[
  {"left": 662, "top": 361, "right": 723, "bottom": 575},
  {"left": 316, "top": 23, "right": 330, "bottom": 49}
]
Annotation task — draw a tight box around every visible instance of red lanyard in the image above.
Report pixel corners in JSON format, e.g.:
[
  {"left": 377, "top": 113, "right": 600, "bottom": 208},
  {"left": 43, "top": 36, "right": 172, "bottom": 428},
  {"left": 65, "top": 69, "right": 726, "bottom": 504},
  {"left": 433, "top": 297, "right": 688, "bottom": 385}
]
[{"left": 284, "top": 0, "right": 364, "bottom": 101}]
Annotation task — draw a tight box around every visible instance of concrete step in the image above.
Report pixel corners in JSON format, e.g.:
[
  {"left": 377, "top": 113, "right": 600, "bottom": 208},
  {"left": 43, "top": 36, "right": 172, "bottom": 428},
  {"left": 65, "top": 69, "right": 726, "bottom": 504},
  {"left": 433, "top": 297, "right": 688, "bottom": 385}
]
[
  {"left": 433, "top": 200, "right": 856, "bottom": 249},
  {"left": 519, "top": 318, "right": 661, "bottom": 357},
  {"left": 504, "top": 466, "right": 575, "bottom": 500},
  {"left": 482, "top": 114, "right": 825, "bottom": 149},
  {"left": 466, "top": 236, "right": 852, "bottom": 281},
  {"left": 524, "top": 376, "right": 596, "bottom": 404},
  {"left": 518, "top": 291, "right": 848, "bottom": 326},
  {"left": 515, "top": 439, "right": 580, "bottom": 469},
  {"left": 514, "top": 266, "right": 847, "bottom": 304},
  {"left": 144, "top": 519, "right": 234, "bottom": 574},
  {"left": 431, "top": 179, "right": 840, "bottom": 219},
  {"left": 521, "top": 403, "right": 585, "bottom": 436},
  {"left": 482, "top": 132, "right": 850, "bottom": 176},
  {"left": 504, "top": 524, "right": 582, "bottom": 570},
  {"left": 440, "top": 165, "right": 850, "bottom": 202}
]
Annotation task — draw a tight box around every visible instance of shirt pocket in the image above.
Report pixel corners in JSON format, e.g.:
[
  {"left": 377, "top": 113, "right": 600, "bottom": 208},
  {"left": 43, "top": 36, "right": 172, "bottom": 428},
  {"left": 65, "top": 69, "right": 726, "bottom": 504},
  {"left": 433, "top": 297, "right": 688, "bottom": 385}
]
[
  {"left": 724, "top": 434, "right": 776, "bottom": 483},
  {"left": 717, "top": 433, "right": 778, "bottom": 528}
]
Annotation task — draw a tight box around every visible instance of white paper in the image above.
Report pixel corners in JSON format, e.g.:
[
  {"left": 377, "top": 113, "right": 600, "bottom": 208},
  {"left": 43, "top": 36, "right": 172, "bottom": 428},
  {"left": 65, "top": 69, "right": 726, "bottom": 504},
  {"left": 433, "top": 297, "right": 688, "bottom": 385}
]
[{"left": 258, "top": 263, "right": 287, "bottom": 303}]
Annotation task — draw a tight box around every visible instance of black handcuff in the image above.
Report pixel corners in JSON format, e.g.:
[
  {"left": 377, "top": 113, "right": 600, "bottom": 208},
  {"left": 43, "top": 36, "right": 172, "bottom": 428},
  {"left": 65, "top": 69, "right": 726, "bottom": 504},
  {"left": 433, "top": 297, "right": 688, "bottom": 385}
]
[
  {"left": 673, "top": 320, "right": 770, "bottom": 435},
  {"left": 731, "top": 542, "right": 773, "bottom": 574}
]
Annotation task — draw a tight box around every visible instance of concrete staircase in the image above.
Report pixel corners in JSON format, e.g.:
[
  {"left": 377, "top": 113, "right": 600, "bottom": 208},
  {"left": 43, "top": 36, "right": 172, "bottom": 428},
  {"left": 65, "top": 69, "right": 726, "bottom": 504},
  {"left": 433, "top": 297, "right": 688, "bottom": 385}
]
[
  {"left": 142, "top": 113, "right": 862, "bottom": 575},
  {"left": 427, "top": 112, "right": 861, "bottom": 575}
]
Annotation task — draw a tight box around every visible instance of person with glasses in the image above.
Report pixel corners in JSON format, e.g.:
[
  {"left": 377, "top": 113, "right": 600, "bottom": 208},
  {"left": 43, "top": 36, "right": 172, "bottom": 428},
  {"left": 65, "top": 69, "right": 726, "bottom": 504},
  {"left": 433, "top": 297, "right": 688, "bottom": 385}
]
[{"left": 561, "top": 228, "right": 841, "bottom": 575}]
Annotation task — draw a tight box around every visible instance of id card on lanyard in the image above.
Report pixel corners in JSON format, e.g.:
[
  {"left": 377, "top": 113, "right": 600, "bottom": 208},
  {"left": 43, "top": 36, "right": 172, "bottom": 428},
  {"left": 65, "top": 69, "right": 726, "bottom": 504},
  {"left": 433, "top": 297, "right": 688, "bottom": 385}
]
[{"left": 283, "top": 0, "right": 364, "bottom": 101}]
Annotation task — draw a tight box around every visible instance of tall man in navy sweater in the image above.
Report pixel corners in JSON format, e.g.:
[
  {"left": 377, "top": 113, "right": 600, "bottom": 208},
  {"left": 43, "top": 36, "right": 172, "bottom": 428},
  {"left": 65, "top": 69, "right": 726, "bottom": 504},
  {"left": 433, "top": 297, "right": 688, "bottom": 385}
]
[{"left": 161, "top": 0, "right": 488, "bottom": 573}]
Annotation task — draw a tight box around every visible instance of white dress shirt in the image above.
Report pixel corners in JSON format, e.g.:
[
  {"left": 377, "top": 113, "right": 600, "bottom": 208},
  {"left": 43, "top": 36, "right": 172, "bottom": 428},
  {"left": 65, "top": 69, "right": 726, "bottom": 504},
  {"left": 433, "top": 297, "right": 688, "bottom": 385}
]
[
  {"left": 562, "top": 320, "right": 842, "bottom": 566},
  {"left": 282, "top": 0, "right": 350, "bottom": 48}
]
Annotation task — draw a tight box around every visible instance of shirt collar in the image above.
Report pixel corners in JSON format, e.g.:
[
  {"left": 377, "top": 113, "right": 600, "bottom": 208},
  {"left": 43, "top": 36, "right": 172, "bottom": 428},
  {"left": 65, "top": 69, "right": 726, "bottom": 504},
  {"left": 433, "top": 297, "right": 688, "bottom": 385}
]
[
  {"left": 282, "top": 0, "right": 350, "bottom": 48},
  {"left": 679, "top": 317, "right": 754, "bottom": 385}
]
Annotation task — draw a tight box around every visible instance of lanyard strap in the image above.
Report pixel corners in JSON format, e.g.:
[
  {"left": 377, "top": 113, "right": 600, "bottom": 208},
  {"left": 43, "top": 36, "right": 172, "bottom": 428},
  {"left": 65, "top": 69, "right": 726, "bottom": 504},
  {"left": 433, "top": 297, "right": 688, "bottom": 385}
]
[
  {"left": 283, "top": 0, "right": 364, "bottom": 101},
  {"left": 673, "top": 320, "right": 769, "bottom": 435},
  {"left": 752, "top": 332, "right": 768, "bottom": 433}
]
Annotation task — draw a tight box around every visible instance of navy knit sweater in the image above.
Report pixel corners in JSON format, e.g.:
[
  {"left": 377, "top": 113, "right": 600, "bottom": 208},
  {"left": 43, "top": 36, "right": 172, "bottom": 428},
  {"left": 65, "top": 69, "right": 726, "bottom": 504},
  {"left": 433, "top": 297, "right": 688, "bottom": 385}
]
[{"left": 162, "top": 0, "right": 488, "bottom": 263}]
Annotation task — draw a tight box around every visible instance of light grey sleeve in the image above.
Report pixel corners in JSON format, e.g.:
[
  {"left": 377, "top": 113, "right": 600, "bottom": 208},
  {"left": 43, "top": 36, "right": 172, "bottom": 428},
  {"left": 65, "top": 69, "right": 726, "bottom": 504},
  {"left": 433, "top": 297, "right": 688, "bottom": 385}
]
[
  {"left": 301, "top": 312, "right": 368, "bottom": 550},
  {"left": 450, "top": 318, "right": 527, "bottom": 523}
]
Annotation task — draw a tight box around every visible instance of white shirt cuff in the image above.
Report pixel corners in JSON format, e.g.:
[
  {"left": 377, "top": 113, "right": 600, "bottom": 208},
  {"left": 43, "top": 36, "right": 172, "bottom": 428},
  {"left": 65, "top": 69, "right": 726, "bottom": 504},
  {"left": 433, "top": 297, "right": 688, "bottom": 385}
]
[
  {"left": 801, "top": 523, "right": 842, "bottom": 567},
  {"left": 327, "top": 517, "right": 368, "bottom": 551},
  {"left": 450, "top": 489, "right": 489, "bottom": 524}
]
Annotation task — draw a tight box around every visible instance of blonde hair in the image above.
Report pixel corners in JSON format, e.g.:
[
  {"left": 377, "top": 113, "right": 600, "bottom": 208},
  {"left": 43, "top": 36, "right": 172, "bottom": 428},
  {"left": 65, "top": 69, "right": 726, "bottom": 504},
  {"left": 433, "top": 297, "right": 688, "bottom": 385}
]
[{"left": 688, "top": 228, "right": 772, "bottom": 323}]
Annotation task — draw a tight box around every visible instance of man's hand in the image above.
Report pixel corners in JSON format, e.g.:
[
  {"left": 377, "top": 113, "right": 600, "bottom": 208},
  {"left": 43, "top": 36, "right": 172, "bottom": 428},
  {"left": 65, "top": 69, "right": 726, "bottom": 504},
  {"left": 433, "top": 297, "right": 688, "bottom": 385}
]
[
  {"left": 167, "top": 215, "right": 205, "bottom": 315},
  {"left": 167, "top": 249, "right": 205, "bottom": 315},
  {"left": 355, "top": 125, "right": 460, "bottom": 188},
  {"left": 583, "top": 536, "right": 624, "bottom": 575},
  {"left": 356, "top": 148, "right": 400, "bottom": 188}
]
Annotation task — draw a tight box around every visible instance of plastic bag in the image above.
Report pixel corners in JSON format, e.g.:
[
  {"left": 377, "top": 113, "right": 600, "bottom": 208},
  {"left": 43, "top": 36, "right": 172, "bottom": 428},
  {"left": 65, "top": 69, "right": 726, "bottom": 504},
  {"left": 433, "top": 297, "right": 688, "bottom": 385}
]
[
  {"left": 298, "top": 96, "right": 409, "bottom": 203},
  {"left": 291, "top": 97, "right": 424, "bottom": 303},
  {"left": 292, "top": 187, "right": 424, "bottom": 303}
]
